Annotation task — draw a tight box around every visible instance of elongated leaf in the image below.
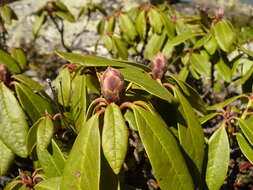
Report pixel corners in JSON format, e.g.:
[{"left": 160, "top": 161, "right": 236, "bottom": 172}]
[
  {"left": 175, "top": 87, "right": 205, "bottom": 173},
  {"left": 190, "top": 53, "right": 210, "bottom": 77},
  {"left": 148, "top": 8, "right": 163, "bottom": 34},
  {"left": 207, "top": 95, "right": 245, "bottom": 110},
  {"left": 103, "top": 35, "right": 114, "bottom": 51},
  {"left": 15, "top": 83, "right": 54, "bottom": 123},
  {"left": 35, "top": 177, "right": 61, "bottom": 190},
  {"left": 0, "top": 5, "right": 17, "bottom": 25},
  {"left": 10, "top": 48, "right": 27, "bottom": 70},
  {"left": 106, "top": 16, "right": 115, "bottom": 33},
  {"left": 160, "top": 12, "right": 175, "bottom": 38},
  {"left": 199, "top": 113, "right": 219, "bottom": 124},
  {"left": 213, "top": 19, "right": 235, "bottom": 52},
  {"left": 102, "top": 104, "right": 128, "bottom": 174},
  {"left": 133, "top": 105, "right": 194, "bottom": 190},
  {"left": 136, "top": 10, "right": 147, "bottom": 40},
  {"left": 37, "top": 140, "right": 65, "bottom": 178},
  {"left": 145, "top": 32, "right": 166, "bottom": 60},
  {"left": 112, "top": 36, "right": 128, "bottom": 59},
  {"left": 237, "top": 118, "right": 253, "bottom": 146},
  {"left": 215, "top": 57, "right": 232, "bottom": 83},
  {"left": 0, "top": 140, "right": 14, "bottom": 176},
  {"left": 27, "top": 120, "right": 40, "bottom": 155},
  {"left": 54, "top": 11, "right": 75, "bottom": 23},
  {"left": 0, "top": 49, "right": 21, "bottom": 73},
  {"left": 61, "top": 114, "right": 100, "bottom": 190},
  {"left": 37, "top": 116, "right": 54, "bottom": 150},
  {"left": 240, "top": 46, "right": 253, "bottom": 58},
  {"left": 13, "top": 74, "right": 45, "bottom": 92},
  {"left": 33, "top": 12, "right": 47, "bottom": 37},
  {"left": 236, "top": 65, "right": 253, "bottom": 85},
  {"left": 118, "top": 67, "right": 174, "bottom": 102},
  {"left": 119, "top": 13, "right": 137, "bottom": 41},
  {"left": 124, "top": 109, "right": 138, "bottom": 131},
  {"left": 236, "top": 133, "right": 253, "bottom": 164},
  {"left": 0, "top": 83, "right": 28, "bottom": 158},
  {"left": 55, "top": 51, "right": 149, "bottom": 71},
  {"left": 204, "top": 35, "right": 217, "bottom": 55},
  {"left": 206, "top": 124, "right": 230, "bottom": 190}
]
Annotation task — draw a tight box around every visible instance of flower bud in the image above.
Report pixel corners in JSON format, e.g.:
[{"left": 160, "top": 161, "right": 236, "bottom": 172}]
[
  {"left": 150, "top": 52, "right": 167, "bottom": 80},
  {"left": 215, "top": 8, "right": 224, "bottom": 22},
  {"left": 0, "top": 64, "right": 11, "bottom": 85},
  {"left": 101, "top": 67, "right": 125, "bottom": 104}
]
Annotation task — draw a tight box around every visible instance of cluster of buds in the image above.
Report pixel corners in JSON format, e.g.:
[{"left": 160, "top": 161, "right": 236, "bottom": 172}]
[
  {"left": 0, "top": 64, "right": 11, "bottom": 85},
  {"left": 150, "top": 52, "right": 167, "bottom": 80},
  {"left": 100, "top": 67, "right": 125, "bottom": 104}
]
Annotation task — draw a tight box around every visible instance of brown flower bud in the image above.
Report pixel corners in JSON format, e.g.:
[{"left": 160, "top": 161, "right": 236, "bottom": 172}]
[
  {"left": 0, "top": 64, "right": 11, "bottom": 85},
  {"left": 101, "top": 67, "right": 125, "bottom": 104},
  {"left": 150, "top": 52, "right": 167, "bottom": 80}
]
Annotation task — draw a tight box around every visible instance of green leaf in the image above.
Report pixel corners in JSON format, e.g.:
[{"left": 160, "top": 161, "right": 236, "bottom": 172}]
[
  {"left": 215, "top": 56, "right": 232, "bottom": 83},
  {"left": 0, "top": 49, "right": 21, "bottom": 73},
  {"left": 237, "top": 118, "right": 253, "bottom": 146},
  {"left": 26, "top": 120, "right": 40, "bottom": 155},
  {"left": 175, "top": 87, "right": 205, "bottom": 173},
  {"left": 55, "top": 51, "right": 149, "bottom": 71},
  {"left": 193, "top": 35, "right": 211, "bottom": 50},
  {"left": 97, "top": 20, "right": 105, "bottom": 35},
  {"left": 37, "top": 140, "right": 65, "bottom": 178},
  {"left": 13, "top": 74, "right": 45, "bottom": 92},
  {"left": 190, "top": 52, "right": 210, "bottom": 77},
  {"left": 204, "top": 35, "right": 217, "bottom": 55},
  {"left": 119, "top": 13, "right": 137, "bottom": 41},
  {"left": 160, "top": 12, "right": 175, "bottom": 38},
  {"left": 112, "top": 36, "right": 128, "bottom": 59},
  {"left": 53, "top": 68, "right": 71, "bottom": 107},
  {"left": 240, "top": 46, "right": 253, "bottom": 58},
  {"left": 0, "top": 83, "right": 28, "bottom": 158},
  {"left": 0, "top": 5, "right": 17, "bottom": 25},
  {"left": 163, "top": 32, "right": 204, "bottom": 58},
  {"left": 10, "top": 48, "right": 27, "bottom": 71},
  {"left": 199, "top": 113, "right": 219, "bottom": 124},
  {"left": 236, "top": 64, "right": 253, "bottom": 85},
  {"left": 213, "top": 19, "right": 235, "bottom": 52},
  {"left": 0, "top": 140, "right": 14, "bottom": 176},
  {"left": 71, "top": 74, "right": 88, "bottom": 131},
  {"left": 124, "top": 109, "right": 138, "bottom": 131},
  {"left": 118, "top": 67, "right": 174, "bottom": 103},
  {"left": 33, "top": 12, "right": 47, "bottom": 37},
  {"left": 207, "top": 94, "right": 245, "bottom": 110},
  {"left": 133, "top": 105, "right": 194, "bottom": 190},
  {"left": 3, "top": 180, "right": 22, "bottom": 190},
  {"left": 35, "top": 177, "right": 61, "bottom": 190},
  {"left": 15, "top": 83, "right": 54, "bottom": 123},
  {"left": 103, "top": 35, "right": 114, "bottom": 51},
  {"left": 145, "top": 32, "right": 166, "bottom": 60},
  {"left": 102, "top": 104, "right": 128, "bottom": 174},
  {"left": 106, "top": 16, "right": 115, "bottom": 33},
  {"left": 37, "top": 116, "right": 54, "bottom": 150},
  {"left": 136, "top": 10, "right": 147, "bottom": 40},
  {"left": 54, "top": 1, "right": 75, "bottom": 23},
  {"left": 206, "top": 124, "right": 230, "bottom": 190},
  {"left": 61, "top": 114, "right": 100, "bottom": 190},
  {"left": 148, "top": 8, "right": 163, "bottom": 34},
  {"left": 236, "top": 133, "right": 253, "bottom": 164}
]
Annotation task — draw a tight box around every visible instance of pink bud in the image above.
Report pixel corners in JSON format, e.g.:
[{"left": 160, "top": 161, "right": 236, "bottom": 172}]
[
  {"left": 215, "top": 8, "right": 224, "bottom": 22},
  {"left": 101, "top": 67, "right": 125, "bottom": 104},
  {"left": 150, "top": 52, "right": 167, "bottom": 80}
]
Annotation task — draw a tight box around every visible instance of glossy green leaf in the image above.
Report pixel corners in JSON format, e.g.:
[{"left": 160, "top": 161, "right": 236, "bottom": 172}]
[
  {"left": 103, "top": 35, "right": 114, "bottom": 51},
  {"left": 37, "top": 140, "right": 65, "bottom": 178},
  {"left": 206, "top": 124, "right": 230, "bottom": 190},
  {"left": 136, "top": 10, "right": 147, "bottom": 40},
  {"left": 160, "top": 12, "right": 175, "bottom": 38},
  {"left": 112, "top": 36, "right": 128, "bottom": 59},
  {"left": 53, "top": 68, "right": 71, "bottom": 107},
  {"left": 97, "top": 20, "right": 105, "bottom": 35},
  {"left": 10, "top": 48, "right": 27, "bottom": 70},
  {"left": 215, "top": 57, "right": 232, "bottom": 83},
  {"left": 13, "top": 74, "right": 45, "bottom": 92},
  {"left": 3, "top": 180, "right": 22, "bottom": 190},
  {"left": 236, "top": 133, "right": 253, "bottom": 164},
  {"left": 61, "top": 114, "right": 100, "bottom": 190},
  {"left": 0, "top": 5, "right": 17, "bottom": 25},
  {"left": 37, "top": 116, "right": 54, "bottom": 150},
  {"left": 55, "top": 51, "right": 149, "bottom": 71},
  {"left": 199, "top": 113, "right": 219, "bottom": 124},
  {"left": 175, "top": 87, "right": 205, "bottom": 173},
  {"left": 148, "top": 8, "right": 163, "bottom": 34},
  {"left": 213, "top": 19, "right": 235, "bottom": 52},
  {"left": 124, "top": 109, "right": 138, "bottom": 131},
  {"left": 106, "top": 16, "right": 115, "bottom": 33},
  {"left": 0, "top": 140, "right": 14, "bottom": 176},
  {"left": 190, "top": 52, "right": 210, "bottom": 77},
  {"left": 71, "top": 74, "right": 88, "bottom": 131},
  {"left": 193, "top": 35, "right": 211, "bottom": 50},
  {"left": 15, "top": 83, "right": 54, "bottom": 123},
  {"left": 237, "top": 118, "right": 253, "bottom": 146},
  {"left": 54, "top": 1, "right": 75, "bottom": 23},
  {"left": 0, "top": 49, "right": 21, "bottom": 73},
  {"left": 133, "top": 105, "right": 194, "bottom": 190},
  {"left": 0, "top": 83, "right": 28, "bottom": 158},
  {"left": 33, "top": 12, "right": 46, "bottom": 37},
  {"left": 207, "top": 95, "right": 245, "bottom": 110},
  {"left": 204, "top": 35, "right": 217, "bottom": 55},
  {"left": 118, "top": 67, "right": 174, "bottom": 103},
  {"left": 119, "top": 13, "right": 137, "bottom": 41},
  {"left": 145, "top": 32, "right": 166, "bottom": 60},
  {"left": 35, "top": 177, "right": 61, "bottom": 190},
  {"left": 102, "top": 103, "right": 128, "bottom": 174},
  {"left": 26, "top": 120, "right": 40, "bottom": 155}
]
